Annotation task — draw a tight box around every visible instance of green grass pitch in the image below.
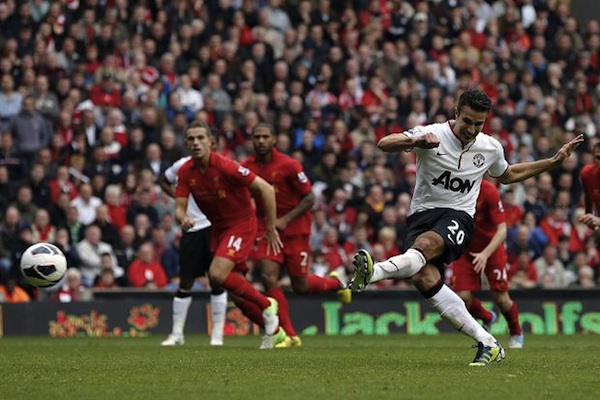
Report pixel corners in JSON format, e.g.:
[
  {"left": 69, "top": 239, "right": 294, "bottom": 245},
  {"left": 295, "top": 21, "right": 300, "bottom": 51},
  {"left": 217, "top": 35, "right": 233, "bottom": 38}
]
[{"left": 0, "top": 334, "right": 598, "bottom": 400}]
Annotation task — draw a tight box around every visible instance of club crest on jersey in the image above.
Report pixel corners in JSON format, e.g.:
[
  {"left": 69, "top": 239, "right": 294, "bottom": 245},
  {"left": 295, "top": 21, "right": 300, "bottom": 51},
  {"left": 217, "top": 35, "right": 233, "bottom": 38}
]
[
  {"left": 237, "top": 165, "right": 250, "bottom": 176},
  {"left": 297, "top": 172, "right": 308, "bottom": 183},
  {"left": 473, "top": 154, "right": 485, "bottom": 168}
]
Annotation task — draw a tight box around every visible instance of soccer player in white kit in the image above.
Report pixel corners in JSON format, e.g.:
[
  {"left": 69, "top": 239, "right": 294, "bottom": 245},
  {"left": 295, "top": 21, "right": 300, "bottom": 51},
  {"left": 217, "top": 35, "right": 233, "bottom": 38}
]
[
  {"left": 160, "top": 156, "right": 228, "bottom": 346},
  {"left": 350, "top": 89, "right": 584, "bottom": 366}
]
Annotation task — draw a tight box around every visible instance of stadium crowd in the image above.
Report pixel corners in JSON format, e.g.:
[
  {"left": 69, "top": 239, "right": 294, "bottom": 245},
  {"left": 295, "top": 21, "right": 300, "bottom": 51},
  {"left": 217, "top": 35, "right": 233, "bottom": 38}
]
[{"left": 0, "top": 0, "right": 599, "bottom": 303}]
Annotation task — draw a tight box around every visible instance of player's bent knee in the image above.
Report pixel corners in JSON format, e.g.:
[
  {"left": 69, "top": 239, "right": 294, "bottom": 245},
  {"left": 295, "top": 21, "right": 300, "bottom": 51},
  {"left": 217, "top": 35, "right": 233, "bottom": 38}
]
[
  {"left": 410, "top": 264, "right": 442, "bottom": 292},
  {"left": 208, "top": 269, "right": 227, "bottom": 285},
  {"left": 413, "top": 232, "right": 445, "bottom": 260}
]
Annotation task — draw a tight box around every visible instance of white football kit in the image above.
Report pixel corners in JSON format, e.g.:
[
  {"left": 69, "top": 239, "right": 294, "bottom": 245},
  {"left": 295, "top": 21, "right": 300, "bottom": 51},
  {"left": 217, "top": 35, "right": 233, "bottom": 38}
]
[
  {"left": 404, "top": 121, "right": 509, "bottom": 218},
  {"left": 164, "top": 156, "right": 211, "bottom": 232}
]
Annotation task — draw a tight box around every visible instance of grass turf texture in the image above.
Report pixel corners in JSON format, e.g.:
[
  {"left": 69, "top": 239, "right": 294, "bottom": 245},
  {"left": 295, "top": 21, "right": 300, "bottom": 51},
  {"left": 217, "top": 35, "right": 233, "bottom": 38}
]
[{"left": 1, "top": 334, "right": 598, "bottom": 400}]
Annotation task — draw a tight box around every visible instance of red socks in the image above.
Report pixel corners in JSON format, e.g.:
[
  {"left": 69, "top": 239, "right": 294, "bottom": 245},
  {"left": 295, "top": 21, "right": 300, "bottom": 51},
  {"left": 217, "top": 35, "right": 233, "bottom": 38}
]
[
  {"left": 502, "top": 302, "right": 523, "bottom": 336},
  {"left": 306, "top": 275, "right": 340, "bottom": 294},
  {"left": 234, "top": 297, "right": 264, "bottom": 327},
  {"left": 266, "top": 287, "right": 296, "bottom": 336},
  {"left": 468, "top": 297, "right": 494, "bottom": 323},
  {"left": 222, "top": 273, "right": 270, "bottom": 310}
]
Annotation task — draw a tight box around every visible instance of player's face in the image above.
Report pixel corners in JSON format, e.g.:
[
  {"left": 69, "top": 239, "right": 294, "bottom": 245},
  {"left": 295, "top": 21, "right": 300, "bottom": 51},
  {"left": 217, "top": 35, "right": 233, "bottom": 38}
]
[
  {"left": 252, "top": 127, "right": 276, "bottom": 156},
  {"left": 185, "top": 127, "right": 212, "bottom": 160},
  {"left": 454, "top": 105, "right": 489, "bottom": 144}
]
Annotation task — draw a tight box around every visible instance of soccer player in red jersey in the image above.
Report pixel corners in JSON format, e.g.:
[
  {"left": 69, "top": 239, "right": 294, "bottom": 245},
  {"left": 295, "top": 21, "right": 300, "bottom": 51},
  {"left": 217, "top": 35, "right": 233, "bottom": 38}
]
[
  {"left": 242, "top": 123, "right": 351, "bottom": 347},
  {"left": 175, "top": 121, "right": 285, "bottom": 348},
  {"left": 450, "top": 178, "right": 524, "bottom": 348},
  {"left": 579, "top": 142, "right": 600, "bottom": 230}
]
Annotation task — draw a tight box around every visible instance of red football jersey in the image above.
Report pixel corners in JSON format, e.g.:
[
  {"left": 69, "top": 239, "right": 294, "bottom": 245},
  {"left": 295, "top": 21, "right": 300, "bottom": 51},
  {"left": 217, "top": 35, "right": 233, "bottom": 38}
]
[
  {"left": 468, "top": 180, "right": 507, "bottom": 258},
  {"left": 176, "top": 152, "right": 257, "bottom": 228},
  {"left": 580, "top": 164, "right": 600, "bottom": 214},
  {"left": 243, "top": 149, "right": 313, "bottom": 236}
]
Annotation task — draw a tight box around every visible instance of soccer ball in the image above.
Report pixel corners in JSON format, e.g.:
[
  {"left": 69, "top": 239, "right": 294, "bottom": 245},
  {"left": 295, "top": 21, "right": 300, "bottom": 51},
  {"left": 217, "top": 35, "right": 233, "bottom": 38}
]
[{"left": 20, "top": 243, "right": 68, "bottom": 288}]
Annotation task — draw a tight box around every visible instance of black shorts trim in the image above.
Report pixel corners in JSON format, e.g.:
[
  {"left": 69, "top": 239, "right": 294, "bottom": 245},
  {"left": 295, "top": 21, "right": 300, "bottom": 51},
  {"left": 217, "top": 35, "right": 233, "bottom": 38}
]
[
  {"left": 405, "top": 208, "right": 474, "bottom": 270},
  {"left": 179, "top": 227, "right": 212, "bottom": 280}
]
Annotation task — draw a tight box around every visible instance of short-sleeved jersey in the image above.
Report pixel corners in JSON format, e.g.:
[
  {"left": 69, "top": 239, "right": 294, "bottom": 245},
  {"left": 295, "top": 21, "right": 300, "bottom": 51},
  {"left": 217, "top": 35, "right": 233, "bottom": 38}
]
[
  {"left": 175, "top": 152, "right": 257, "bottom": 228},
  {"left": 242, "top": 149, "right": 313, "bottom": 236},
  {"left": 468, "top": 179, "right": 507, "bottom": 258},
  {"left": 404, "top": 122, "right": 509, "bottom": 217},
  {"left": 164, "top": 156, "right": 211, "bottom": 232},
  {"left": 580, "top": 163, "right": 600, "bottom": 214}
]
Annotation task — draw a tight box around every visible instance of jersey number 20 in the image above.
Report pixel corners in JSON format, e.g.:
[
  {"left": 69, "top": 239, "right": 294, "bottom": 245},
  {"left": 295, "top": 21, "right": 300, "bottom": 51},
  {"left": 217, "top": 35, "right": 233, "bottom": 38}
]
[{"left": 447, "top": 220, "right": 465, "bottom": 245}]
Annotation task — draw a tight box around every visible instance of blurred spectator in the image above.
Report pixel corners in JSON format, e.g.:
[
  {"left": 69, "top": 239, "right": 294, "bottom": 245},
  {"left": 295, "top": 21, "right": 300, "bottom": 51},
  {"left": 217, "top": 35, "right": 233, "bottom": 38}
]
[
  {"left": 126, "top": 188, "right": 159, "bottom": 227},
  {"left": 64, "top": 205, "right": 84, "bottom": 244},
  {"left": 104, "top": 184, "right": 127, "bottom": 231},
  {"left": 95, "top": 257, "right": 119, "bottom": 289},
  {"left": 113, "top": 224, "right": 137, "bottom": 271},
  {"left": 0, "top": 166, "right": 15, "bottom": 216},
  {"left": 53, "top": 268, "right": 87, "bottom": 302},
  {"left": 53, "top": 227, "right": 82, "bottom": 270},
  {"left": 76, "top": 224, "right": 122, "bottom": 287},
  {"left": 10, "top": 95, "right": 51, "bottom": 168},
  {"left": 70, "top": 182, "right": 102, "bottom": 225},
  {"left": 0, "top": 131, "right": 26, "bottom": 182},
  {"left": 0, "top": 74, "right": 22, "bottom": 132},
  {"left": 0, "top": 206, "right": 20, "bottom": 275},
  {"left": 508, "top": 250, "right": 539, "bottom": 289},
  {"left": 49, "top": 165, "right": 79, "bottom": 204},
  {"left": 33, "top": 75, "right": 60, "bottom": 123},
  {"left": 127, "top": 241, "right": 168, "bottom": 288},
  {"left": 534, "top": 245, "right": 574, "bottom": 289},
  {"left": 28, "top": 162, "right": 51, "bottom": 207},
  {"left": 310, "top": 208, "right": 331, "bottom": 250},
  {"left": 31, "top": 208, "right": 56, "bottom": 243},
  {"left": 0, "top": 276, "right": 30, "bottom": 303},
  {"left": 10, "top": 185, "right": 38, "bottom": 225},
  {"left": 92, "top": 204, "right": 120, "bottom": 248}
]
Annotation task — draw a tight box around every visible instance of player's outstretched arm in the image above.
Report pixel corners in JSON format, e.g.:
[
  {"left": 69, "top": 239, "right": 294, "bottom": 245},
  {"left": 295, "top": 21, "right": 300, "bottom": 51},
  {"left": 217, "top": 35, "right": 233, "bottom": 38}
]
[
  {"left": 378, "top": 132, "right": 440, "bottom": 152},
  {"left": 498, "top": 134, "right": 584, "bottom": 184},
  {"left": 250, "top": 176, "right": 283, "bottom": 255}
]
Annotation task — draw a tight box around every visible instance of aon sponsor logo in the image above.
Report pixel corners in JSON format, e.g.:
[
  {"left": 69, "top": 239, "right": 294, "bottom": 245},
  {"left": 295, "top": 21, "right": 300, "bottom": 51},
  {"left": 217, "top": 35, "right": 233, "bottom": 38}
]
[{"left": 432, "top": 171, "right": 476, "bottom": 193}]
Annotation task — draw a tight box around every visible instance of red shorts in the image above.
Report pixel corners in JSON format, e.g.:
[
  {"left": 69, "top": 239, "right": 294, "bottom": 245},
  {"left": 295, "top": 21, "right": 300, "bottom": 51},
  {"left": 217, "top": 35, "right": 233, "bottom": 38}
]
[
  {"left": 253, "top": 234, "right": 310, "bottom": 277},
  {"left": 451, "top": 252, "right": 509, "bottom": 292},
  {"left": 211, "top": 218, "right": 257, "bottom": 273}
]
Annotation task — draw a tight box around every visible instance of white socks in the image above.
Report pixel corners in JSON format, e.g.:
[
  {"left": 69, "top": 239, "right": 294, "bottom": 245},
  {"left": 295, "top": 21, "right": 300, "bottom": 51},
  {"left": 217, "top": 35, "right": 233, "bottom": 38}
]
[
  {"left": 172, "top": 296, "right": 192, "bottom": 337},
  {"left": 210, "top": 291, "right": 228, "bottom": 342},
  {"left": 371, "top": 248, "right": 427, "bottom": 282},
  {"left": 426, "top": 284, "right": 496, "bottom": 346}
]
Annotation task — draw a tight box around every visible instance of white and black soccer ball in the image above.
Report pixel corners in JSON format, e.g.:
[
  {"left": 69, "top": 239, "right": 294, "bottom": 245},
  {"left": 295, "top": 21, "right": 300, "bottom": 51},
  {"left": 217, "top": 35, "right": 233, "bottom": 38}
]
[{"left": 20, "top": 243, "right": 68, "bottom": 288}]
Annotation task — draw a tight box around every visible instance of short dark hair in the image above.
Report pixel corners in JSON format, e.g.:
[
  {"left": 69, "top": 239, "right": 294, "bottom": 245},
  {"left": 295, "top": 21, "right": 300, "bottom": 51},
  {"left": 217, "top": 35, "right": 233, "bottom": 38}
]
[
  {"left": 184, "top": 120, "right": 213, "bottom": 138},
  {"left": 457, "top": 88, "right": 492, "bottom": 114},
  {"left": 252, "top": 122, "right": 275, "bottom": 136}
]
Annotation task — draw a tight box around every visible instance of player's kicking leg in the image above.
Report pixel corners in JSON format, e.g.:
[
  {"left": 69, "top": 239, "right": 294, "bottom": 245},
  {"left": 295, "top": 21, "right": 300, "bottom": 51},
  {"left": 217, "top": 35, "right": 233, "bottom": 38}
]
[{"left": 351, "top": 248, "right": 504, "bottom": 366}]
